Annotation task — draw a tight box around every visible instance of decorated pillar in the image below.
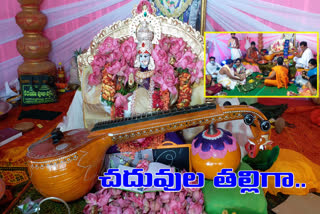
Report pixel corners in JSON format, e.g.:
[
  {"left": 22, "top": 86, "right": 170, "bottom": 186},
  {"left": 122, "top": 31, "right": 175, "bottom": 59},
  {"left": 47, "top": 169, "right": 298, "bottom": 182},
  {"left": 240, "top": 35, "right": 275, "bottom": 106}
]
[
  {"left": 15, "top": 0, "right": 56, "bottom": 76},
  {"left": 258, "top": 33, "right": 263, "bottom": 52}
]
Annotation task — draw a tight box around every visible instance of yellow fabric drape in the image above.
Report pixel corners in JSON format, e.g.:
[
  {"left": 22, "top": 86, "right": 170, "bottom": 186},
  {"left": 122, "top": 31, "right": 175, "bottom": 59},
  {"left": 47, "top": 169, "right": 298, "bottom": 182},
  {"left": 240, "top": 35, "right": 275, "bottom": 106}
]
[{"left": 263, "top": 148, "right": 320, "bottom": 196}]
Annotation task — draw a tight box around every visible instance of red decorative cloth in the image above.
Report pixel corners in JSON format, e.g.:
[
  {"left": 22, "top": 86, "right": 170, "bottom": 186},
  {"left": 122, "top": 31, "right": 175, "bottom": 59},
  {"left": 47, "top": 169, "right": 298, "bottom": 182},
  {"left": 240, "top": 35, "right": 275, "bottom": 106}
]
[
  {"left": 206, "top": 84, "right": 222, "bottom": 96},
  {"left": 0, "top": 91, "right": 76, "bottom": 164}
]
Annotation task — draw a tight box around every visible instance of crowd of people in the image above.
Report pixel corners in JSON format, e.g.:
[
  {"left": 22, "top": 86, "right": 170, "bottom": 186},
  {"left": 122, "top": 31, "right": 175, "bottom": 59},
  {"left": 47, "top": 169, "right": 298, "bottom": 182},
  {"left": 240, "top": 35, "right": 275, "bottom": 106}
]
[{"left": 206, "top": 36, "right": 318, "bottom": 98}]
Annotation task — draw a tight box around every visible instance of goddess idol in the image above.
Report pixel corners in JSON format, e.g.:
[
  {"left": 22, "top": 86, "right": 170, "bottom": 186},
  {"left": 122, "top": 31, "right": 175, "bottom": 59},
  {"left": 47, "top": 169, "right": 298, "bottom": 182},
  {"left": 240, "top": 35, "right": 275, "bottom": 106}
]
[
  {"left": 77, "top": 0, "right": 205, "bottom": 144},
  {"left": 129, "top": 20, "right": 157, "bottom": 115}
]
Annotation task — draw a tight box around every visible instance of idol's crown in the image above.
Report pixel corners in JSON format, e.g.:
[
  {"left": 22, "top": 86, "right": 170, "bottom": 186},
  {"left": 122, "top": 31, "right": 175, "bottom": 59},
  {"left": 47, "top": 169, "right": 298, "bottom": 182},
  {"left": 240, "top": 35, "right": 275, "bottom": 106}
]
[{"left": 137, "top": 21, "right": 154, "bottom": 42}]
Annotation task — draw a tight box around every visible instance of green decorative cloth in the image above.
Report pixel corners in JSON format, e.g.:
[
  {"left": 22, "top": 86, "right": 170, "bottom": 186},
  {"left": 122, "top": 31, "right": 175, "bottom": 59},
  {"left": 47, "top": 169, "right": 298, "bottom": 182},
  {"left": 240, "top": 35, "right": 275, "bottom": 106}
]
[
  {"left": 242, "top": 146, "right": 280, "bottom": 171},
  {"left": 202, "top": 162, "right": 268, "bottom": 214},
  {"left": 237, "top": 75, "right": 263, "bottom": 93}
]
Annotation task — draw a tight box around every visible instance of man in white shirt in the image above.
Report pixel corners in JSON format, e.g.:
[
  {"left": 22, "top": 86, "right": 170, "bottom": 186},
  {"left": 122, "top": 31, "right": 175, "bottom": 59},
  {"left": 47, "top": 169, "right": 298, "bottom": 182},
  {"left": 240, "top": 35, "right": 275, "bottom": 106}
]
[
  {"left": 294, "top": 41, "right": 314, "bottom": 69},
  {"left": 206, "top": 57, "right": 221, "bottom": 80}
]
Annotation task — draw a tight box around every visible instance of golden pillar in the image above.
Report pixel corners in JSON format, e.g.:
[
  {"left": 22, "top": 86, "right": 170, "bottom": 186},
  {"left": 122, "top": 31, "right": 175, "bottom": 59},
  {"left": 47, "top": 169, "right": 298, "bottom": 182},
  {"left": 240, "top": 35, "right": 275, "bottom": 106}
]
[
  {"left": 15, "top": 0, "right": 56, "bottom": 76},
  {"left": 258, "top": 33, "right": 263, "bottom": 52}
]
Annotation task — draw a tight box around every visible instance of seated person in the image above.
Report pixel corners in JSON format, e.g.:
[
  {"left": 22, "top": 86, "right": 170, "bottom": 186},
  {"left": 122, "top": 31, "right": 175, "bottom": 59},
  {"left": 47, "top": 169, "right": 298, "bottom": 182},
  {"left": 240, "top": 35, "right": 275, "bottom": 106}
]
[
  {"left": 217, "top": 59, "right": 245, "bottom": 90},
  {"left": 308, "top": 75, "right": 319, "bottom": 104},
  {"left": 295, "top": 58, "right": 317, "bottom": 86},
  {"left": 263, "top": 57, "right": 289, "bottom": 89},
  {"left": 294, "top": 41, "right": 314, "bottom": 69},
  {"left": 206, "top": 56, "right": 221, "bottom": 80},
  {"left": 234, "top": 58, "right": 253, "bottom": 84},
  {"left": 288, "top": 75, "right": 318, "bottom": 100},
  {"left": 302, "top": 58, "right": 317, "bottom": 80},
  {"left": 206, "top": 75, "right": 222, "bottom": 95},
  {"left": 245, "top": 42, "right": 261, "bottom": 63},
  {"left": 243, "top": 42, "right": 261, "bottom": 73}
]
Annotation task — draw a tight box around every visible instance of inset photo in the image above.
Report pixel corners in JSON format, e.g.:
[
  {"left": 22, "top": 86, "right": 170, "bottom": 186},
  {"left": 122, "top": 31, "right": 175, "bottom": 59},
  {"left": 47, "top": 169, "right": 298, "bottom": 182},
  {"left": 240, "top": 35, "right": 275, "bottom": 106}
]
[{"left": 205, "top": 32, "right": 319, "bottom": 98}]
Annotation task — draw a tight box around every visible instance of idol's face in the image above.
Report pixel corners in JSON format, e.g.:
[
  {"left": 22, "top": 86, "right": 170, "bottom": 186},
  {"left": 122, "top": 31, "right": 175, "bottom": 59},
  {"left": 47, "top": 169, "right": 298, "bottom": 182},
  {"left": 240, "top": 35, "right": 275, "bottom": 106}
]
[
  {"left": 139, "top": 53, "right": 150, "bottom": 69},
  {"left": 235, "top": 61, "right": 241, "bottom": 67}
]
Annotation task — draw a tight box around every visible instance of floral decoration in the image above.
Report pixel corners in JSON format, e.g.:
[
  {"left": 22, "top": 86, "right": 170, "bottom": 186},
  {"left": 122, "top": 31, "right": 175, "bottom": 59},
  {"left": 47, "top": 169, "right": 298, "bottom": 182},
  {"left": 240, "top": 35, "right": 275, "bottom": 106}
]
[
  {"left": 89, "top": 35, "right": 203, "bottom": 112},
  {"left": 84, "top": 169, "right": 205, "bottom": 214}
]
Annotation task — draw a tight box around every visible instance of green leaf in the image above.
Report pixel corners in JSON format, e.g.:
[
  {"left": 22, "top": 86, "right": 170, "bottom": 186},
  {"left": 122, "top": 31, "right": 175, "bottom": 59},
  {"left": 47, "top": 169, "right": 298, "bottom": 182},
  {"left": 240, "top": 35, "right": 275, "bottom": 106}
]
[
  {"left": 101, "top": 96, "right": 114, "bottom": 106},
  {"left": 23, "top": 203, "right": 28, "bottom": 210}
]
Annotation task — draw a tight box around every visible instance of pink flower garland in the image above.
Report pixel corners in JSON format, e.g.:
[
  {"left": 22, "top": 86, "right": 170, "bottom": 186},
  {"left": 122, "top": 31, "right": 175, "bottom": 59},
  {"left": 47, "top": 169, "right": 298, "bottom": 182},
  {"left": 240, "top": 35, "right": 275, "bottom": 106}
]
[
  {"left": 152, "top": 36, "right": 204, "bottom": 85},
  {"left": 88, "top": 36, "right": 137, "bottom": 86},
  {"left": 84, "top": 170, "right": 205, "bottom": 214}
]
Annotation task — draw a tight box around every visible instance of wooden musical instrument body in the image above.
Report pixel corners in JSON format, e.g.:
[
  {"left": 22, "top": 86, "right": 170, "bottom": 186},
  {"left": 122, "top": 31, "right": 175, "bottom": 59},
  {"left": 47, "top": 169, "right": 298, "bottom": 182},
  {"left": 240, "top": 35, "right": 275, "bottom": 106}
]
[{"left": 27, "top": 104, "right": 272, "bottom": 202}]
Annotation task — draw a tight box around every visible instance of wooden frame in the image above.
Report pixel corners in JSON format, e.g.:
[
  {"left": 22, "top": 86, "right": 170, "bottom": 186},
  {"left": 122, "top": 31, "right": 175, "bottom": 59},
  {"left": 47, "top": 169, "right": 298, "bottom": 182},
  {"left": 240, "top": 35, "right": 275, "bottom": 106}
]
[{"left": 200, "top": 0, "right": 207, "bottom": 35}]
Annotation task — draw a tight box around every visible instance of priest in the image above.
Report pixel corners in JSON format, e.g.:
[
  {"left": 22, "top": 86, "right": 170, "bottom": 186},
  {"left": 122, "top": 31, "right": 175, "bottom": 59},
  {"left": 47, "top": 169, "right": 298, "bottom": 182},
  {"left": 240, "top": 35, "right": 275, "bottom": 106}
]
[{"left": 294, "top": 41, "right": 313, "bottom": 69}]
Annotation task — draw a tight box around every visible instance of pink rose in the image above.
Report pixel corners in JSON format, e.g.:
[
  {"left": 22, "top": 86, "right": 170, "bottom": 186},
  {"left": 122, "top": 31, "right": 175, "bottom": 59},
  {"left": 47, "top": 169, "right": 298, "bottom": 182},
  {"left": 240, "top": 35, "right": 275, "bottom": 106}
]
[
  {"left": 102, "top": 205, "right": 122, "bottom": 214},
  {"left": 92, "top": 54, "right": 106, "bottom": 67},
  {"left": 92, "top": 64, "right": 101, "bottom": 75},
  {"left": 117, "top": 65, "right": 136, "bottom": 85},
  {"left": 145, "top": 192, "right": 156, "bottom": 200},
  {"left": 178, "top": 191, "right": 187, "bottom": 203},
  {"left": 114, "top": 93, "right": 130, "bottom": 110},
  {"left": 127, "top": 192, "right": 143, "bottom": 207},
  {"left": 187, "top": 203, "right": 203, "bottom": 214},
  {"left": 175, "top": 51, "right": 196, "bottom": 70},
  {"left": 168, "top": 199, "right": 182, "bottom": 212},
  {"left": 123, "top": 207, "right": 135, "bottom": 214},
  {"left": 110, "top": 189, "right": 122, "bottom": 198},
  {"left": 152, "top": 45, "right": 168, "bottom": 69},
  {"left": 111, "top": 198, "right": 131, "bottom": 208},
  {"left": 159, "top": 192, "right": 173, "bottom": 203},
  {"left": 97, "top": 191, "right": 111, "bottom": 207},
  {"left": 159, "top": 208, "right": 168, "bottom": 214},
  {"left": 121, "top": 37, "right": 137, "bottom": 64},
  {"left": 152, "top": 64, "right": 178, "bottom": 94},
  {"left": 192, "top": 190, "right": 201, "bottom": 202},
  {"left": 99, "top": 37, "right": 120, "bottom": 55},
  {"left": 169, "top": 38, "right": 186, "bottom": 60},
  {"left": 150, "top": 198, "right": 162, "bottom": 212},
  {"left": 136, "top": 159, "right": 150, "bottom": 171},
  {"left": 159, "top": 37, "right": 171, "bottom": 52},
  {"left": 106, "top": 61, "right": 122, "bottom": 76},
  {"left": 84, "top": 193, "right": 97, "bottom": 205},
  {"left": 88, "top": 73, "right": 101, "bottom": 86},
  {"left": 105, "top": 51, "right": 121, "bottom": 63},
  {"left": 143, "top": 198, "right": 150, "bottom": 213}
]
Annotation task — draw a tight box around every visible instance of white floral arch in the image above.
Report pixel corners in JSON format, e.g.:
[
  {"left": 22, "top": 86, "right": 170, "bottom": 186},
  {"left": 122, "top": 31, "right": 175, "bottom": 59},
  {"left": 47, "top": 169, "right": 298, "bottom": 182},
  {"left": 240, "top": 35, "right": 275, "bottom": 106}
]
[{"left": 77, "top": 1, "right": 205, "bottom": 129}]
